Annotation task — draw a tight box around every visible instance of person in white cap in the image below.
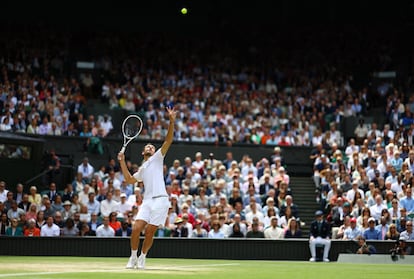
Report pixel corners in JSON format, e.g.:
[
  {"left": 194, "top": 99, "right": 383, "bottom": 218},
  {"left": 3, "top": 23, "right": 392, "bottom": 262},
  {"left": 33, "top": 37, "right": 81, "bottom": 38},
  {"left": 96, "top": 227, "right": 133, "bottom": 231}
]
[
  {"left": 118, "top": 107, "right": 176, "bottom": 269},
  {"left": 309, "top": 210, "right": 331, "bottom": 262},
  {"left": 119, "top": 193, "right": 133, "bottom": 219}
]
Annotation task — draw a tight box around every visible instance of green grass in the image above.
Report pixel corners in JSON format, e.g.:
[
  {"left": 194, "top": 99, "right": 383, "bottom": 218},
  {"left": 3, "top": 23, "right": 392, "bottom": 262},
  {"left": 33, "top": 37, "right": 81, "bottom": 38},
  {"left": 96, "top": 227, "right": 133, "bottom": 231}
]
[{"left": 0, "top": 256, "right": 412, "bottom": 279}]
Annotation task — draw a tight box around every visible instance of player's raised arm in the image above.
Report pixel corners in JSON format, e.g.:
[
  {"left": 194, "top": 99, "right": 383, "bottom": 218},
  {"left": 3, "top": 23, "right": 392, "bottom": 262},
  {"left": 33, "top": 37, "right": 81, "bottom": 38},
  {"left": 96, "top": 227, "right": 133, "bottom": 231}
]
[
  {"left": 161, "top": 106, "right": 177, "bottom": 156},
  {"left": 118, "top": 152, "right": 137, "bottom": 184}
]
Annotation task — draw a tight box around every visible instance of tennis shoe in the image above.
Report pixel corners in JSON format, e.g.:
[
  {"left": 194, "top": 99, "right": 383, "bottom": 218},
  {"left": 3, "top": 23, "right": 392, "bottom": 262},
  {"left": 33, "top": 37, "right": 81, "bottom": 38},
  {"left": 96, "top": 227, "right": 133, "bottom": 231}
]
[
  {"left": 137, "top": 254, "right": 146, "bottom": 269},
  {"left": 126, "top": 256, "right": 137, "bottom": 269}
]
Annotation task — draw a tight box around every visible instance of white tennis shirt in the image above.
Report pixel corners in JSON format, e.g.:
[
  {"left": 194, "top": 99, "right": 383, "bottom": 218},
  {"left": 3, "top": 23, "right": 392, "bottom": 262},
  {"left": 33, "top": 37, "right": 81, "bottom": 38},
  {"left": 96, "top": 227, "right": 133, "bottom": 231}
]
[{"left": 133, "top": 149, "right": 168, "bottom": 200}]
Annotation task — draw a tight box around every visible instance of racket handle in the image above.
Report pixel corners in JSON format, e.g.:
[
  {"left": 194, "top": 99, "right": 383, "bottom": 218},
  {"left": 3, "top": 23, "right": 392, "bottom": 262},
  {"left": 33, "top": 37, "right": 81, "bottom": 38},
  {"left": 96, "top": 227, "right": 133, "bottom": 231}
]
[{"left": 119, "top": 146, "right": 126, "bottom": 154}]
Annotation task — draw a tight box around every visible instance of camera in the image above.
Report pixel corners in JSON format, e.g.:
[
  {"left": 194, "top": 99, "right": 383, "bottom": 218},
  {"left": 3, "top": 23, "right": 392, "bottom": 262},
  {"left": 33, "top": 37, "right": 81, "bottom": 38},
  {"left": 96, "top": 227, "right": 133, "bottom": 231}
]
[{"left": 390, "top": 240, "right": 404, "bottom": 261}]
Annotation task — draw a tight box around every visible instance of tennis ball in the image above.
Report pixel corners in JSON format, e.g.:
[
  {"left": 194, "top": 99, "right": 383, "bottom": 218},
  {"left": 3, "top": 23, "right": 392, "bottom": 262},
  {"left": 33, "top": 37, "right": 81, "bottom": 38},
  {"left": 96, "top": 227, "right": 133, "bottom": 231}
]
[{"left": 181, "top": 7, "right": 187, "bottom": 15}]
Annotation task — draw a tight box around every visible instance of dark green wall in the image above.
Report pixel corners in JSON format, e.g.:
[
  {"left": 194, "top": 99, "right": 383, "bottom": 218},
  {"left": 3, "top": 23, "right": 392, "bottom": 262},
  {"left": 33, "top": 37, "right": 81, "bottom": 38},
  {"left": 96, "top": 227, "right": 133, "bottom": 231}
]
[
  {"left": 9, "top": 134, "right": 314, "bottom": 191},
  {"left": 0, "top": 236, "right": 404, "bottom": 261}
]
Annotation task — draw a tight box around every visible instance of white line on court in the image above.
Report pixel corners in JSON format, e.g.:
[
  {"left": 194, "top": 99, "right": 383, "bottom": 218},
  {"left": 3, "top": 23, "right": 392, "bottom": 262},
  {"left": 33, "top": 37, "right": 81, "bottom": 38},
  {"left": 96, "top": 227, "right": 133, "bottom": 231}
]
[{"left": 0, "top": 263, "right": 240, "bottom": 277}]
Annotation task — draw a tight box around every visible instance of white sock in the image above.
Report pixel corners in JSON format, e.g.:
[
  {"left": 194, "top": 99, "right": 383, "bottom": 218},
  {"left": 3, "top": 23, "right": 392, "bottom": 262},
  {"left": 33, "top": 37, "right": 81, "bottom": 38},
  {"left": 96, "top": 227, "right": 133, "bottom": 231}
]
[
  {"left": 140, "top": 252, "right": 146, "bottom": 257},
  {"left": 131, "top": 250, "right": 138, "bottom": 257}
]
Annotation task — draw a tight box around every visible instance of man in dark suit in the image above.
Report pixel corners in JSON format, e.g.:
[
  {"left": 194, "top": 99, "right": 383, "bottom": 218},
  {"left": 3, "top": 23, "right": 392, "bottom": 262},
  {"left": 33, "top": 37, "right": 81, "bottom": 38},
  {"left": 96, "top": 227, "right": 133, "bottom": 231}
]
[
  {"left": 115, "top": 221, "right": 132, "bottom": 237},
  {"left": 46, "top": 182, "right": 59, "bottom": 202},
  {"left": 259, "top": 174, "right": 274, "bottom": 198},
  {"left": 18, "top": 194, "right": 31, "bottom": 212},
  {"left": 309, "top": 210, "right": 331, "bottom": 262}
]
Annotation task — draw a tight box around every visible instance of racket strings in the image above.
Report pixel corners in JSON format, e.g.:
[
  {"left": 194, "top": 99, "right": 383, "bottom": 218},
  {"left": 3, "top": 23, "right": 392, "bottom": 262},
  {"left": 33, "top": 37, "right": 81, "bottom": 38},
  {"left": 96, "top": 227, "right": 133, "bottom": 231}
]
[{"left": 124, "top": 118, "right": 142, "bottom": 138}]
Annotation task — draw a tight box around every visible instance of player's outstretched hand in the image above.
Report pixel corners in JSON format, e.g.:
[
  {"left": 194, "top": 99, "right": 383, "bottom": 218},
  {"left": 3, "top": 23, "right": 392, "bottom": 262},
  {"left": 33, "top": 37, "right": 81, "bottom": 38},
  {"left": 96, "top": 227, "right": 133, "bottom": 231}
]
[{"left": 166, "top": 106, "right": 177, "bottom": 121}]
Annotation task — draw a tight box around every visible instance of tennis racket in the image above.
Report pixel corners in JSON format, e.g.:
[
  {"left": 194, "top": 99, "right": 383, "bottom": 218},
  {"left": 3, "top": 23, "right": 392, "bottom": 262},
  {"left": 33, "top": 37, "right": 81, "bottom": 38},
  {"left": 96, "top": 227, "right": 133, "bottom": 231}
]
[{"left": 119, "top": 114, "right": 143, "bottom": 155}]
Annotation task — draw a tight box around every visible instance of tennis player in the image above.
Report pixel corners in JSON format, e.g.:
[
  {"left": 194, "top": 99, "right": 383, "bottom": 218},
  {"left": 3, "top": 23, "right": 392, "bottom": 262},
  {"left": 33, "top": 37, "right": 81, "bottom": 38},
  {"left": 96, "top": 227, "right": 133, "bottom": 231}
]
[{"left": 118, "top": 106, "right": 176, "bottom": 269}]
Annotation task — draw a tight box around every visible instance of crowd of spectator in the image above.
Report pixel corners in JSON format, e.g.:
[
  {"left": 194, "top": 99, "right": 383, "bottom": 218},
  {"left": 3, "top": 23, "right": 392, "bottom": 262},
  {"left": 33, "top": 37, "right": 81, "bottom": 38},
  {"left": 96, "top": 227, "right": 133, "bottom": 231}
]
[
  {"left": 1, "top": 25, "right": 409, "bottom": 149},
  {"left": 0, "top": 148, "right": 302, "bottom": 239},
  {"left": 311, "top": 131, "right": 414, "bottom": 242},
  {"left": 0, "top": 23, "right": 414, "bottom": 247}
]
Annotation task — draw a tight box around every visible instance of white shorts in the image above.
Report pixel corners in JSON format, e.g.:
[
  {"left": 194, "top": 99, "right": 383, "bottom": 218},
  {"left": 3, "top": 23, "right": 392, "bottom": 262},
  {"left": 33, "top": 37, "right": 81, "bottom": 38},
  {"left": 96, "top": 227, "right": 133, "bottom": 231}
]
[{"left": 136, "top": 196, "right": 170, "bottom": 226}]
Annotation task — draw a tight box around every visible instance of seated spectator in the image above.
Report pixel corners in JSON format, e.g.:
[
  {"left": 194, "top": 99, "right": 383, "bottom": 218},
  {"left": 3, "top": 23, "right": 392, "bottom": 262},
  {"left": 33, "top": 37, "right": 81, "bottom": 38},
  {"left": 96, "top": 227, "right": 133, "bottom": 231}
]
[
  {"left": 191, "top": 219, "right": 208, "bottom": 238},
  {"left": 246, "top": 222, "right": 265, "bottom": 238},
  {"left": 53, "top": 212, "right": 65, "bottom": 231},
  {"left": 7, "top": 200, "right": 25, "bottom": 221},
  {"left": 28, "top": 186, "right": 42, "bottom": 208},
  {"left": 385, "top": 223, "right": 400, "bottom": 241},
  {"left": 263, "top": 207, "right": 279, "bottom": 228},
  {"left": 208, "top": 220, "right": 225, "bottom": 238},
  {"left": 108, "top": 211, "right": 122, "bottom": 232},
  {"left": 40, "top": 216, "right": 61, "bottom": 237},
  {"left": 62, "top": 217, "right": 80, "bottom": 236},
  {"left": 79, "top": 223, "right": 93, "bottom": 236},
  {"left": 264, "top": 216, "right": 284, "bottom": 239},
  {"left": 284, "top": 217, "right": 302, "bottom": 238},
  {"left": 35, "top": 211, "right": 46, "bottom": 229},
  {"left": 6, "top": 218, "right": 23, "bottom": 236},
  {"left": 88, "top": 213, "right": 102, "bottom": 236},
  {"left": 342, "top": 217, "right": 362, "bottom": 240},
  {"left": 171, "top": 217, "right": 188, "bottom": 238},
  {"left": 96, "top": 216, "right": 115, "bottom": 237},
  {"left": 0, "top": 212, "right": 9, "bottom": 235},
  {"left": 79, "top": 205, "right": 91, "bottom": 223},
  {"left": 363, "top": 217, "right": 381, "bottom": 240},
  {"left": 24, "top": 218, "right": 40, "bottom": 237},
  {"left": 399, "top": 220, "right": 414, "bottom": 240},
  {"left": 228, "top": 222, "right": 244, "bottom": 238},
  {"left": 115, "top": 221, "right": 132, "bottom": 237},
  {"left": 51, "top": 195, "right": 64, "bottom": 213}
]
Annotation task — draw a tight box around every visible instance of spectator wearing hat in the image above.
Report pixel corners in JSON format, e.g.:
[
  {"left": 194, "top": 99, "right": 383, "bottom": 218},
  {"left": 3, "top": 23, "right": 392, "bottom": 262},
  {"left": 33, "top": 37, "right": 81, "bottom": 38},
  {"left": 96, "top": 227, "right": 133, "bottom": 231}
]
[
  {"left": 191, "top": 219, "right": 208, "bottom": 238},
  {"left": 61, "top": 200, "right": 73, "bottom": 221},
  {"left": 171, "top": 217, "right": 188, "bottom": 237},
  {"left": 343, "top": 217, "right": 362, "bottom": 240},
  {"left": 363, "top": 217, "right": 381, "bottom": 240},
  {"left": 309, "top": 210, "right": 331, "bottom": 262},
  {"left": 119, "top": 193, "right": 132, "bottom": 218}
]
